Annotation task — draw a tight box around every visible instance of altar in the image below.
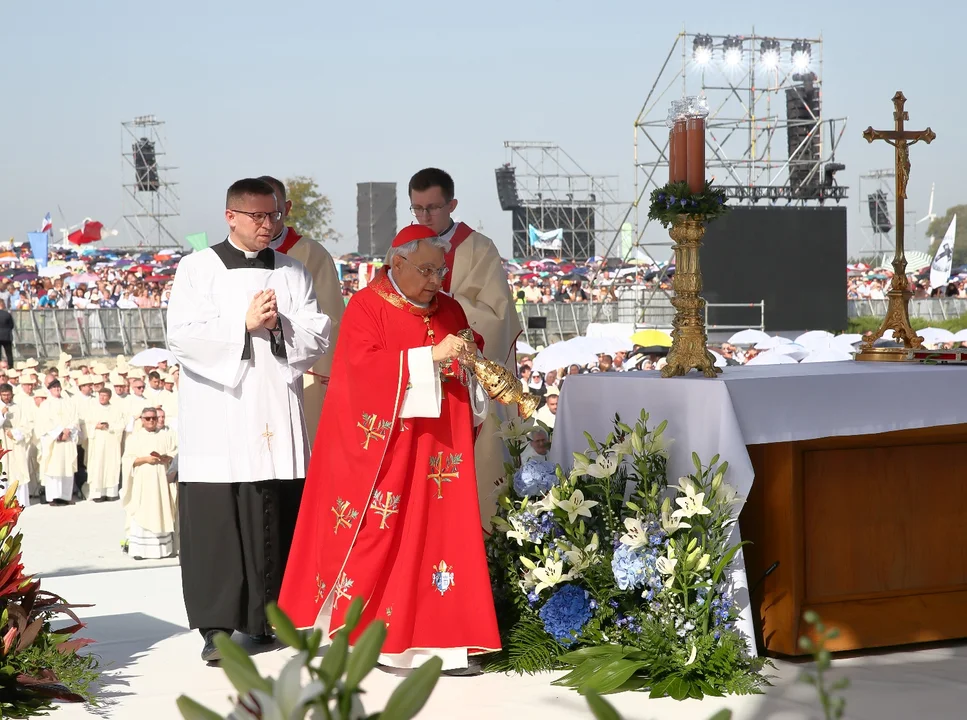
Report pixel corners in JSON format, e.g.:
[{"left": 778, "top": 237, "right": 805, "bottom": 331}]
[{"left": 550, "top": 362, "right": 967, "bottom": 656}]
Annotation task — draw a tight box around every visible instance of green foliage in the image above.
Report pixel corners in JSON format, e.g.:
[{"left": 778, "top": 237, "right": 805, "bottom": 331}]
[
  {"left": 926, "top": 205, "right": 967, "bottom": 266},
  {"left": 484, "top": 606, "right": 564, "bottom": 674},
  {"left": 284, "top": 175, "right": 341, "bottom": 244},
  {"left": 177, "top": 598, "right": 443, "bottom": 720},
  {"left": 647, "top": 181, "right": 730, "bottom": 228},
  {"left": 799, "top": 611, "right": 849, "bottom": 720},
  {"left": 847, "top": 312, "right": 967, "bottom": 336}
]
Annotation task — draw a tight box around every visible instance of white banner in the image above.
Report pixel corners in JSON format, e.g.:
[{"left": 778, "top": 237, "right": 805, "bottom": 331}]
[
  {"left": 930, "top": 215, "right": 957, "bottom": 291},
  {"left": 528, "top": 224, "right": 563, "bottom": 251}
]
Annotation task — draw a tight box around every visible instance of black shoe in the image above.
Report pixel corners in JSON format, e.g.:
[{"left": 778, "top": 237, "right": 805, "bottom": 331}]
[
  {"left": 92, "top": 497, "right": 107, "bottom": 503},
  {"left": 201, "top": 629, "right": 228, "bottom": 663},
  {"left": 442, "top": 658, "right": 485, "bottom": 677},
  {"left": 248, "top": 633, "right": 276, "bottom": 645}
]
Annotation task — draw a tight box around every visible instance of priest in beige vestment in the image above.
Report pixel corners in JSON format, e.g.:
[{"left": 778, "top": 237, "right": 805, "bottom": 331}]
[
  {"left": 0, "top": 383, "right": 31, "bottom": 507},
  {"left": 121, "top": 407, "right": 178, "bottom": 559},
  {"left": 259, "top": 175, "right": 345, "bottom": 445},
  {"left": 37, "top": 380, "right": 80, "bottom": 505},
  {"left": 86, "top": 388, "right": 126, "bottom": 501},
  {"left": 408, "top": 168, "right": 523, "bottom": 528}
]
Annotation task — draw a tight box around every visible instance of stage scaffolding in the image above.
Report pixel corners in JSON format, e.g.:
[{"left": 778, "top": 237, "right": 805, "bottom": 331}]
[
  {"left": 502, "top": 141, "right": 623, "bottom": 260},
  {"left": 121, "top": 115, "right": 180, "bottom": 248},
  {"left": 595, "top": 28, "right": 850, "bottom": 328}
]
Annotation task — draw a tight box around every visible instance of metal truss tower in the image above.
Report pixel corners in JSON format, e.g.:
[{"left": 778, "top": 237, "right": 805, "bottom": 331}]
[
  {"left": 599, "top": 28, "right": 851, "bottom": 328},
  {"left": 121, "top": 115, "right": 180, "bottom": 247},
  {"left": 501, "top": 141, "right": 622, "bottom": 260},
  {"left": 856, "top": 169, "right": 920, "bottom": 263}
]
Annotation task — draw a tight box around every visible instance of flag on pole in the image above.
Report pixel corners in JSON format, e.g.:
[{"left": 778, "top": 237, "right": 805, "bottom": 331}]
[
  {"left": 929, "top": 215, "right": 957, "bottom": 291},
  {"left": 185, "top": 232, "right": 208, "bottom": 251},
  {"left": 67, "top": 220, "right": 104, "bottom": 246},
  {"left": 39, "top": 213, "right": 52, "bottom": 233}
]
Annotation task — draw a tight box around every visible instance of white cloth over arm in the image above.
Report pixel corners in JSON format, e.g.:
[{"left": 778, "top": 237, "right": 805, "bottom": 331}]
[{"left": 399, "top": 347, "right": 489, "bottom": 426}]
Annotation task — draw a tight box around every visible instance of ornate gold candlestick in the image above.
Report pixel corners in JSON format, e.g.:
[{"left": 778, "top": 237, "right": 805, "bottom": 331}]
[
  {"left": 661, "top": 215, "right": 721, "bottom": 378},
  {"left": 855, "top": 91, "right": 936, "bottom": 362},
  {"left": 457, "top": 330, "right": 541, "bottom": 419}
]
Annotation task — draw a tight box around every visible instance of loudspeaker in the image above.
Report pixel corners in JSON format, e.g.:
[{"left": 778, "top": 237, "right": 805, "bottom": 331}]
[
  {"left": 356, "top": 182, "right": 397, "bottom": 256},
  {"left": 868, "top": 190, "right": 893, "bottom": 234},
  {"left": 495, "top": 166, "right": 521, "bottom": 211},
  {"left": 785, "top": 78, "right": 822, "bottom": 199},
  {"left": 527, "top": 316, "right": 547, "bottom": 329},
  {"left": 133, "top": 138, "right": 159, "bottom": 192}
]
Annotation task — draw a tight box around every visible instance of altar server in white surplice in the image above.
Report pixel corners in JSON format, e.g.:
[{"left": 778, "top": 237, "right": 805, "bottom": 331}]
[
  {"left": 120, "top": 407, "right": 178, "bottom": 559},
  {"left": 86, "top": 388, "right": 126, "bottom": 502},
  {"left": 36, "top": 380, "right": 80, "bottom": 506},
  {"left": 166, "top": 177, "right": 331, "bottom": 663},
  {"left": 0, "top": 383, "right": 31, "bottom": 507}
]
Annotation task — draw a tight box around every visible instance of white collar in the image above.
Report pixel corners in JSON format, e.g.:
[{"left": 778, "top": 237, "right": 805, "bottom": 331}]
[
  {"left": 269, "top": 227, "right": 287, "bottom": 251},
  {"left": 438, "top": 221, "right": 457, "bottom": 242},
  {"left": 227, "top": 235, "right": 259, "bottom": 259},
  {"left": 387, "top": 270, "right": 429, "bottom": 308}
]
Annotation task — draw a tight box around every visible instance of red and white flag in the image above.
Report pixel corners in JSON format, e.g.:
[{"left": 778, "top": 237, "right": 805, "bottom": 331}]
[
  {"left": 39, "top": 213, "right": 52, "bottom": 233},
  {"left": 68, "top": 220, "right": 105, "bottom": 246}
]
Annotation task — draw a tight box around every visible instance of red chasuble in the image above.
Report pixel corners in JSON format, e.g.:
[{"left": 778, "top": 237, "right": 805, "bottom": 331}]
[
  {"left": 279, "top": 269, "right": 500, "bottom": 658},
  {"left": 441, "top": 222, "right": 474, "bottom": 294},
  {"left": 275, "top": 226, "right": 302, "bottom": 255}
]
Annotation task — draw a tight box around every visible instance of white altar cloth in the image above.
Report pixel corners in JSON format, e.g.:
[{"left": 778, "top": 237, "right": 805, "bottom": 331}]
[{"left": 549, "top": 362, "right": 967, "bottom": 653}]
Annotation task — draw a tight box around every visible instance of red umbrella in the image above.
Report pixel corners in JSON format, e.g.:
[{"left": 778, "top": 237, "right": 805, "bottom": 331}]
[{"left": 67, "top": 220, "right": 104, "bottom": 246}]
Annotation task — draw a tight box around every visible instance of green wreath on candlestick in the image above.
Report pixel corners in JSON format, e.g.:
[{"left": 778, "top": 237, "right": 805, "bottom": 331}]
[{"left": 647, "top": 180, "right": 730, "bottom": 228}]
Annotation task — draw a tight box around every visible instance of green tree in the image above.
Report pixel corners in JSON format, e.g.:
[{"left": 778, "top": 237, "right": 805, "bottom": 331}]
[
  {"left": 284, "top": 176, "right": 340, "bottom": 244},
  {"left": 926, "top": 204, "right": 967, "bottom": 266}
]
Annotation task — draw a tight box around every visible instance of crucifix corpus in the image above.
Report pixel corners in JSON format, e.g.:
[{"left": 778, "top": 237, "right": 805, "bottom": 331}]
[{"left": 855, "top": 91, "right": 936, "bottom": 362}]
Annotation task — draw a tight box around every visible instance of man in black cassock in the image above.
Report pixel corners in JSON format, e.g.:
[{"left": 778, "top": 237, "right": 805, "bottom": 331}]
[{"left": 167, "top": 178, "right": 331, "bottom": 662}]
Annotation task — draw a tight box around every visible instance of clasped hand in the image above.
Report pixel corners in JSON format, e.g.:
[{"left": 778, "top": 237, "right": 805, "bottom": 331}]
[
  {"left": 246, "top": 289, "right": 278, "bottom": 332},
  {"left": 431, "top": 334, "right": 478, "bottom": 364}
]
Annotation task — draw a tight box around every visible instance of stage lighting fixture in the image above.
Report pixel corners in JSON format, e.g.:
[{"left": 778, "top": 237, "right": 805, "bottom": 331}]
[
  {"left": 792, "top": 40, "right": 811, "bottom": 71},
  {"left": 759, "top": 38, "right": 780, "bottom": 69},
  {"left": 723, "top": 36, "right": 743, "bottom": 67},
  {"left": 693, "top": 34, "right": 713, "bottom": 65}
]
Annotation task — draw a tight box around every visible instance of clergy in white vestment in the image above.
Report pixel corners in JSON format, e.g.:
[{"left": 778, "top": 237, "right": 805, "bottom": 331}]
[
  {"left": 0, "top": 384, "right": 31, "bottom": 508},
  {"left": 408, "top": 168, "right": 523, "bottom": 528},
  {"left": 86, "top": 388, "right": 125, "bottom": 502},
  {"left": 36, "top": 380, "right": 80, "bottom": 506},
  {"left": 120, "top": 407, "right": 178, "bottom": 559},
  {"left": 259, "top": 175, "right": 345, "bottom": 446},
  {"left": 166, "top": 177, "right": 331, "bottom": 663}
]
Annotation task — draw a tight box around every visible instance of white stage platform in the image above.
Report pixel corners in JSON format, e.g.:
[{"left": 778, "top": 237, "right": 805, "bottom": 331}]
[{"left": 20, "top": 495, "right": 967, "bottom": 718}]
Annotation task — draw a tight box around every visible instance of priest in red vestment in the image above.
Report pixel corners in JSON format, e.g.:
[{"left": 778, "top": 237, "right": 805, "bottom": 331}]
[{"left": 279, "top": 224, "right": 500, "bottom": 676}]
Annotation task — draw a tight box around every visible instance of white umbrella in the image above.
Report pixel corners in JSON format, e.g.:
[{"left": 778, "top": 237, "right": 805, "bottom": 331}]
[
  {"left": 129, "top": 347, "right": 178, "bottom": 367},
  {"left": 952, "top": 329, "right": 967, "bottom": 343},
  {"left": 795, "top": 330, "right": 835, "bottom": 348},
  {"left": 746, "top": 350, "right": 798, "bottom": 365},
  {"left": 754, "top": 336, "right": 794, "bottom": 351},
  {"left": 38, "top": 266, "right": 70, "bottom": 278},
  {"left": 516, "top": 340, "right": 537, "bottom": 355},
  {"left": 832, "top": 333, "right": 862, "bottom": 347},
  {"left": 728, "top": 329, "right": 771, "bottom": 345},
  {"left": 917, "top": 327, "right": 956, "bottom": 346},
  {"left": 773, "top": 343, "right": 810, "bottom": 361},
  {"left": 531, "top": 339, "right": 600, "bottom": 373},
  {"left": 801, "top": 348, "right": 854, "bottom": 363},
  {"left": 708, "top": 349, "right": 727, "bottom": 368}
]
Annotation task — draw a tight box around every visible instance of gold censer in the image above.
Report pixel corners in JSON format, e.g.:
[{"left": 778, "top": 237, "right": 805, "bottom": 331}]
[{"left": 458, "top": 329, "right": 540, "bottom": 419}]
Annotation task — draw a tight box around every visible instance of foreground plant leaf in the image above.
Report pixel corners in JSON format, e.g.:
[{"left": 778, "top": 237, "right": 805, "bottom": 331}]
[
  {"left": 379, "top": 655, "right": 442, "bottom": 720},
  {"left": 578, "top": 659, "right": 648, "bottom": 695},
  {"left": 343, "top": 619, "right": 386, "bottom": 692},
  {"left": 585, "top": 691, "right": 622, "bottom": 720},
  {"left": 176, "top": 695, "right": 224, "bottom": 720}
]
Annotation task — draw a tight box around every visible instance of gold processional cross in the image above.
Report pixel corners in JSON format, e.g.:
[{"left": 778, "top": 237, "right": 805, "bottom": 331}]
[
  {"left": 262, "top": 423, "right": 273, "bottom": 450},
  {"left": 856, "top": 91, "right": 936, "bottom": 361}
]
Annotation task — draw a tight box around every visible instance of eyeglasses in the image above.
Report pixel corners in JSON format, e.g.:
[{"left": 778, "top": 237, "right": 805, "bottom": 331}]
[
  {"left": 229, "top": 209, "right": 282, "bottom": 225},
  {"left": 141, "top": 416, "right": 158, "bottom": 422},
  {"left": 133, "top": 384, "right": 145, "bottom": 390},
  {"left": 401, "top": 256, "right": 449, "bottom": 279},
  {"left": 409, "top": 204, "right": 448, "bottom": 217}
]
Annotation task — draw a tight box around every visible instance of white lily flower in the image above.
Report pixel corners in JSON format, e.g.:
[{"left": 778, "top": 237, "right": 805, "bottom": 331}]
[
  {"left": 229, "top": 652, "right": 328, "bottom": 720},
  {"left": 660, "top": 506, "right": 690, "bottom": 534},
  {"left": 618, "top": 517, "right": 649, "bottom": 549},
  {"left": 671, "top": 482, "right": 712, "bottom": 520},
  {"left": 585, "top": 453, "right": 619, "bottom": 479},
  {"left": 518, "top": 566, "right": 537, "bottom": 592},
  {"left": 683, "top": 643, "right": 698, "bottom": 667},
  {"left": 718, "top": 482, "right": 740, "bottom": 507},
  {"left": 570, "top": 452, "right": 591, "bottom": 478},
  {"left": 610, "top": 437, "right": 635, "bottom": 458},
  {"left": 495, "top": 417, "right": 535, "bottom": 441},
  {"left": 505, "top": 515, "right": 532, "bottom": 546},
  {"left": 529, "top": 492, "right": 558, "bottom": 516},
  {"left": 555, "top": 489, "right": 599, "bottom": 524},
  {"left": 533, "top": 558, "right": 565, "bottom": 593},
  {"left": 562, "top": 533, "right": 600, "bottom": 574},
  {"left": 642, "top": 432, "right": 673, "bottom": 458},
  {"left": 656, "top": 555, "right": 678, "bottom": 588}
]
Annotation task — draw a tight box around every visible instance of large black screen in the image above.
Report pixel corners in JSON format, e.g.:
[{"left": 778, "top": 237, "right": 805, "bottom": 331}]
[{"left": 701, "top": 206, "right": 847, "bottom": 332}]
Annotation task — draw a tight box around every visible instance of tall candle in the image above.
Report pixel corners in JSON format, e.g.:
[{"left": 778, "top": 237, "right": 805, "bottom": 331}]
[
  {"left": 672, "top": 118, "right": 688, "bottom": 184},
  {"left": 686, "top": 116, "right": 705, "bottom": 193}
]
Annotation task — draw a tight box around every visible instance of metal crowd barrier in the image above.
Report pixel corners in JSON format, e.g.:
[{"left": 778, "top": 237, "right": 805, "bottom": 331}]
[{"left": 11, "top": 308, "right": 169, "bottom": 361}]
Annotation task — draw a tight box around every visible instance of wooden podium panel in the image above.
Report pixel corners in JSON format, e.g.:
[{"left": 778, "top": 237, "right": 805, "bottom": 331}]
[{"left": 740, "top": 424, "right": 967, "bottom": 656}]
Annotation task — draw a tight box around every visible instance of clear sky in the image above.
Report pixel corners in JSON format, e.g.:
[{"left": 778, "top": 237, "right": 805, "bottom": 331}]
[{"left": 1, "top": 0, "right": 962, "bottom": 261}]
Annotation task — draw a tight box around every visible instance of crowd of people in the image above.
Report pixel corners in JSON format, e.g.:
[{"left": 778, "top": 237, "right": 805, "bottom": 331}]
[{"left": 2, "top": 352, "right": 180, "bottom": 560}]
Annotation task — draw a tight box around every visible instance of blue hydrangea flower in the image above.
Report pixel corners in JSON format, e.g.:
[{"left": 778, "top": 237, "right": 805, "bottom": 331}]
[
  {"left": 611, "top": 544, "right": 647, "bottom": 590},
  {"left": 539, "top": 584, "right": 593, "bottom": 646},
  {"left": 513, "top": 459, "right": 559, "bottom": 498},
  {"left": 527, "top": 590, "right": 540, "bottom": 606}
]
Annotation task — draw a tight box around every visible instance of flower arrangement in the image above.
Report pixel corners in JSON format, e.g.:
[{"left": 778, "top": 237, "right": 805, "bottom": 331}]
[
  {"left": 485, "top": 410, "right": 769, "bottom": 699},
  {"left": 647, "top": 180, "right": 729, "bottom": 228},
  {"left": 0, "top": 478, "right": 99, "bottom": 717}
]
